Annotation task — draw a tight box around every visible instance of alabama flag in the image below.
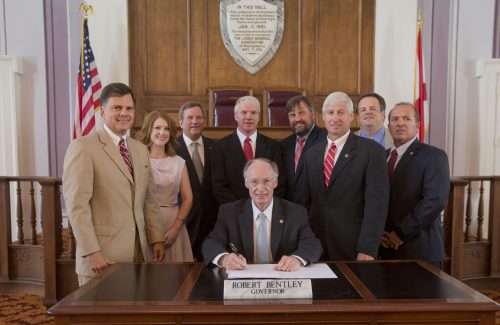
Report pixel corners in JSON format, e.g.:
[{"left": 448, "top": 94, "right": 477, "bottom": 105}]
[{"left": 414, "top": 13, "right": 428, "bottom": 142}]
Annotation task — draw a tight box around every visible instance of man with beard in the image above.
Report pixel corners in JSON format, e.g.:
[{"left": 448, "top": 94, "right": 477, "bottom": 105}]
[{"left": 280, "top": 96, "right": 326, "bottom": 203}]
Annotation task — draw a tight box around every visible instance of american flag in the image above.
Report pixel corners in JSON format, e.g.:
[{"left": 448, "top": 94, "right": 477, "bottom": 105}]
[{"left": 73, "top": 17, "right": 102, "bottom": 139}]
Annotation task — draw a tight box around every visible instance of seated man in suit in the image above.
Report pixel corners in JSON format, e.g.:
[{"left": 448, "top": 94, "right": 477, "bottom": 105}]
[
  {"left": 202, "top": 158, "right": 322, "bottom": 271},
  {"left": 212, "top": 96, "right": 287, "bottom": 205},
  {"left": 355, "top": 92, "right": 393, "bottom": 149},
  {"left": 380, "top": 102, "right": 450, "bottom": 268},
  {"left": 280, "top": 95, "right": 326, "bottom": 203}
]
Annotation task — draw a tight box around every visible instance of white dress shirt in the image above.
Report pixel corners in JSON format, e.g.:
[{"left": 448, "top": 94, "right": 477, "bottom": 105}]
[{"left": 183, "top": 133, "right": 205, "bottom": 165}]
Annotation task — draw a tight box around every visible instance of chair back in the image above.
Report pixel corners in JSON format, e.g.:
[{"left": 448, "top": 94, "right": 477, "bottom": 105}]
[
  {"left": 262, "top": 87, "right": 306, "bottom": 126},
  {"left": 209, "top": 87, "right": 253, "bottom": 127}
]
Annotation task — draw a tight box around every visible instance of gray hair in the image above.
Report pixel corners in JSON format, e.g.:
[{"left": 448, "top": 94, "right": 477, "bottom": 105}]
[
  {"left": 235, "top": 96, "right": 261, "bottom": 114},
  {"left": 322, "top": 91, "right": 353, "bottom": 114},
  {"left": 243, "top": 158, "right": 279, "bottom": 179}
]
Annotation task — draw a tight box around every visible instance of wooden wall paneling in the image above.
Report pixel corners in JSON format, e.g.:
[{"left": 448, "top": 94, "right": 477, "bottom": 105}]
[
  {"left": 145, "top": 0, "right": 190, "bottom": 95},
  {"left": 129, "top": 0, "right": 374, "bottom": 137},
  {"left": 316, "top": 0, "right": 361, "bottom": 96}
]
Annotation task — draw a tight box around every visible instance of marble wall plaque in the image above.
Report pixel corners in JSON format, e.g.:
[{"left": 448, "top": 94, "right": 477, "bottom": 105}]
[{"left": 220, "top": 0, "right": 284, "bottom": 75}]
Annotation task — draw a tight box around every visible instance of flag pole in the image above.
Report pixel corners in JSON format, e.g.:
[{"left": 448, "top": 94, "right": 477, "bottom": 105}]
[
  {"left": 413, "top": 10, "right": 422, "bottom": 104},
  {"left": 79, "top": 3, "right": 93, "bottom": 81}
]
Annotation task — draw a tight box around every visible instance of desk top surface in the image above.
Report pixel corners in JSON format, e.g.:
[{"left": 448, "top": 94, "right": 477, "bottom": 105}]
[{"left": 48, "top": 260, "right": 499, "bottom": 314}]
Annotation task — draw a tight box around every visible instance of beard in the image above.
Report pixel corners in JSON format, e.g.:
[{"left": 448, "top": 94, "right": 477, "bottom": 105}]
[{"left": 294, "top": 122, "right": 313, "bottom": 137}]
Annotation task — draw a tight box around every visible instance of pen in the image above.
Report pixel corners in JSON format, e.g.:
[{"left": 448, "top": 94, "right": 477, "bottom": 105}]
[{"left": 229, "top": 242, "right": 239, "bottom": 255}]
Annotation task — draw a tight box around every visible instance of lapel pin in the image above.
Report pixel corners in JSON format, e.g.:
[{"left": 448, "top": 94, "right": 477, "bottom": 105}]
[
  {"left": 345, "top": 154, "right": 349, "bottom": 158},
  {"left": 410, "top": 151, "right": 414, "bottom": 155}
]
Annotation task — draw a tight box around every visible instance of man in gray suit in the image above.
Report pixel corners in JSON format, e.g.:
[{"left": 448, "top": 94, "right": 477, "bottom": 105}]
[
  {"left": 202, "top": 158, "right": 321, "bottom": 271},
  {"left": 355, "top": 92, "right": 393, "bottom": 149},
  {"left": 63, "top": 83, "right": 165, "bottom": 286}
]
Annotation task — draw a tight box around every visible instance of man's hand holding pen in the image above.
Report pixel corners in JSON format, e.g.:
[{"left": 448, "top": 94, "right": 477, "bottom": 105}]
[{"left": 218, "top": 242, "right": 247, "bottom": 270}]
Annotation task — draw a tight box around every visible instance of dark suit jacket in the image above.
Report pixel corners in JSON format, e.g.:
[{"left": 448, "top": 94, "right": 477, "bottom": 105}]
[
  {"left": 211, "top": 131, "right": 287, "bottom": 205},
  {"left": 202, "top": 197, "right": 322, "bottom": 265},
  {"left": 280, "top": 124, "right": 326, "bottom": 203},
  {"left": 175, "top": 135, "right": 219, "bottom": 261},
  {"left": 303, "top": 132, "right": 389, "bottom": 260},
  {"left": 380, "top": 139, "right": 450, "bottom": 265}
]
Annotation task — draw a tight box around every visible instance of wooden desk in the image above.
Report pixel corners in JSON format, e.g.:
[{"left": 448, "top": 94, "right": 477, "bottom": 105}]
[{"left": 48, "top": 261, "right": 499, "bottom": 325}]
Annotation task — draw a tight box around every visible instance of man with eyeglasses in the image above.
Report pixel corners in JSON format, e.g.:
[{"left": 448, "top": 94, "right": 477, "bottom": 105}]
[
  {"left": 202, "top": 158, "right": 321, "bottom": 271},
  {"left": 211, "top": 96, "right": 287, "bottom": 205},
  {"left": 280, "top": 96, "right": 326, "bottom": 203}
]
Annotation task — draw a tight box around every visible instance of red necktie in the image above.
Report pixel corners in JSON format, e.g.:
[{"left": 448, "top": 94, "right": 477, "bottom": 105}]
[
  {"left": 323, "top": 142, "right": 336, "bottom": 188},
  {"left": 294, "top": 136, "right": 305, "bottom": 172},
  {"left": 387, "top": 149, "right": 398, "bottom": 179},
  {"left": 119, "top": 138, "right": 134, "bottom": 177},
  {"left": 243, "top": 137, "right": 254, "bottom": 161}
]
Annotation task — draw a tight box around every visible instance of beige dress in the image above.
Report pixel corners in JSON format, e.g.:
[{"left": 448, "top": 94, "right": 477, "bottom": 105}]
[{"left": 150, "top": 155, "right": 194, "bottom": 262}]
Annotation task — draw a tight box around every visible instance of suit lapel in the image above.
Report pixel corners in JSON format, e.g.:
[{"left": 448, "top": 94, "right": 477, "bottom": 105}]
[
  {"left": 270, "top": 198, "right": 284, "bottom": 261},
  {"left": 312, "top": 138, "right": 328, "bottom": 189},
  {"left": 327, "top": 132, "right": 356, "bottom": 188},
  {"left": 99, "top": 129, "right": 134, "bottom": 184},
  {"left": 392, "top": 139, "right": 421, "bottom": 181},
  {"left": 202, "top": 136, "right": 212, "bottom": 185},
  {"left": 229, "top": 132, "right": 247, "bottom": 168},
  {"left": 239, "top": 200, "right": 254, "bottom": 261},
  {"left": 255, "top": 133, "right": 267, "bottom": 158},
  {"left": 178, "top": 136, "right": 201, "bottom": 188},
  {"left": 295, "top": 125, "right": 323, "bottom": 182}
]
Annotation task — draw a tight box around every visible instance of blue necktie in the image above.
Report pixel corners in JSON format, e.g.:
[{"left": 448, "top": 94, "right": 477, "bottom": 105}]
[{"left": 256, "top": 212, "right": 269, "bottom": 263}]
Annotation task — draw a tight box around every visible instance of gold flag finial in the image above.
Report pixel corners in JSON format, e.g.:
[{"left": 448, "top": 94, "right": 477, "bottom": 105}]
[
  {"left": 417, "top": 10, "right": 422, "bottom": 23},
  {"left": 79, "top": 2, "right": 94, "bottom": 18}
]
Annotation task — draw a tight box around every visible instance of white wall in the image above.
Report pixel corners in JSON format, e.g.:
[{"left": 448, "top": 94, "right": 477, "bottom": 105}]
[
  {"left": 4, "top": 0, "right": 49, "bottom": 177},
  {"left": 448, "top": 0, "right": 495, "bottom": 176},
  {"left": 374, "top": 0, "right": 418, "bottom": 111}
]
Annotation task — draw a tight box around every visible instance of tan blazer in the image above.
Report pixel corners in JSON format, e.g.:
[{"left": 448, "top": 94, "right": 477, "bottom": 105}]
[{"left": 63, "top": 128, "right": 163, "bottom": 276}]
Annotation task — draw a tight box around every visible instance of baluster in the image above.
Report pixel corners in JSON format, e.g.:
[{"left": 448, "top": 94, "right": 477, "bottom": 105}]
[
  {"left": 30, "top": 181, "right": 37, "bottom": 245},
  {"left": 16, "top": 181, "right": 24, "bottom": 244},
  {"left": 68, "top": 222, "right": 76, "bottom": 259},
  {"left": 464, "top": 181, "right": 472, "bottom": 242},
  {"left": 476, "top": 180, "right": 484, "bottom": 241}
]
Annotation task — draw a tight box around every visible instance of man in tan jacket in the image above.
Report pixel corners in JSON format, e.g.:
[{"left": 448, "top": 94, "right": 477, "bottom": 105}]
[{"left": 63, "top": 83, "right": 165, "bottom": 286}]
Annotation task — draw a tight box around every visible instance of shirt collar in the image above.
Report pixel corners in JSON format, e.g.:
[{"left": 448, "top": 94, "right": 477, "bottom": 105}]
[
  {"left": 327, "top": 130, "right": 350, "bottom": 148},
  {"left": 103, "top": 123, "right": 127, "bottom": 147},
  {"left": 251, "top": 198, "right": 274, "bottom": 222},
  {"left": 391, "top": 136, "right": 417, "bottom": 156},
  {"left": 183, "top": 133, "right": 203, "bottom": 147},
  {"left": 236, "top": 128, "right": 257, "bottom": 144}
]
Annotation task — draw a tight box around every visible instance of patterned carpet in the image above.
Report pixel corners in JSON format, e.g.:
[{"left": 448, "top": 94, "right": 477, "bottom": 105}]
[{"left": 0, "top": 291, "right": 499, "bottom": 325}]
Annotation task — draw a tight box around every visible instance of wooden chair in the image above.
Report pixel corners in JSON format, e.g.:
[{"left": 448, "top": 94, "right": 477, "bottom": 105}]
[
  {"left": 262, "top": 87, "right": 307, "bottom": 127},
  {"left": 208, "top": 86, "right": 253, "bottom": 127}
]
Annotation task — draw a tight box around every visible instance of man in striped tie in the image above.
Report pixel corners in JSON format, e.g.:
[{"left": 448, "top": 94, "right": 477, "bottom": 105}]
[
  {"left": 302, "top": 92, "right": 389, "bottom": 261},
  {"left": 63, "top": 83, "right": 165, "bottom": 286}
]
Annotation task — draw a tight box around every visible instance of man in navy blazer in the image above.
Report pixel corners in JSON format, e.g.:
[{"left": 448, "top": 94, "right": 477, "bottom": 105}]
[
  {"left": 380, "top": 103, "right": 450, "bottom": 268},
  {"left": 212, "top": 96, "right": 287, "bottom": 205},
  {"left": 280, "top": 96, "right": 326, "bottom": 203},
  {"left": 303, "top": 92, "right": 389, "bottom": 261},
  {"left": 175, "top": 102, "right": 219, "bottom": 261},
  {"left": 202, "top": 158, "right": 321, "bottom": 271}
]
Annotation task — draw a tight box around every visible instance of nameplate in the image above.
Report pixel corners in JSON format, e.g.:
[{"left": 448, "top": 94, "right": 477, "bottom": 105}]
[{"left": 223, "top": 279, "right": 312, "bottom": 299}]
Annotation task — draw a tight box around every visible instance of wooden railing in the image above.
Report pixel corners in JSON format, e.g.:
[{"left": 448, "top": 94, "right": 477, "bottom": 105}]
[
  {"left": 0, "top": 176, "right": 499, "bottom": 304},
  {"left": 0, "top": 177, "right": 77, "bottom": 306},
  {"left": 444, "top": 177, "right": 500, "bottom": 285}
]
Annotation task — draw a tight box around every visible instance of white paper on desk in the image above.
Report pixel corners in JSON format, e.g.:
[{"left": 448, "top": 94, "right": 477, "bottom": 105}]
[{"left": 226, "top": 263, "right": 337, "bottom": 279}]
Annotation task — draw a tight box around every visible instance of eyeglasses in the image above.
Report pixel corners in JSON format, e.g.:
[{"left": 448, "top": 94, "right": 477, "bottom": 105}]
[{"left": 246, "top": 178, "right": 275, "bottom": 188}]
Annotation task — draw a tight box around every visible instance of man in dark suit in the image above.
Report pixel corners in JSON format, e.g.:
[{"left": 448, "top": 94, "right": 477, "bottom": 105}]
[
  {"left": 303, "top": 91, "right": 389, "bottom": 261},
  {"left": 380, "top": 103, "right": 450, "bottom": 268},
  {"left": 202, "top": 158, "right": 321, "bottom": 271},
  {"left": 175, "top": 102, "right": 219, "bottom": 261},
  {"left": 280, "top": 96, "right": 326, "bottom": 203},
  {"left": 212, "top": 96, "right": 287, "bottom": 205}
]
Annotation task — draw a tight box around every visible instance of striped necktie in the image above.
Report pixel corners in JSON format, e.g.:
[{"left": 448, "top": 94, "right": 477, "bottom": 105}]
[
  {"left": 119, "top": 138, "right": 134, "bottom": 177},
  {"left": 323, "top": 142, "right": 336, "bottom": 189}
]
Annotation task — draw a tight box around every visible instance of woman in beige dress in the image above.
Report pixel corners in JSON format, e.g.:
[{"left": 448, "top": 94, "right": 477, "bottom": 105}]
[{"left": 138, "top": 111, "right": 194, "bottom": 262}]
